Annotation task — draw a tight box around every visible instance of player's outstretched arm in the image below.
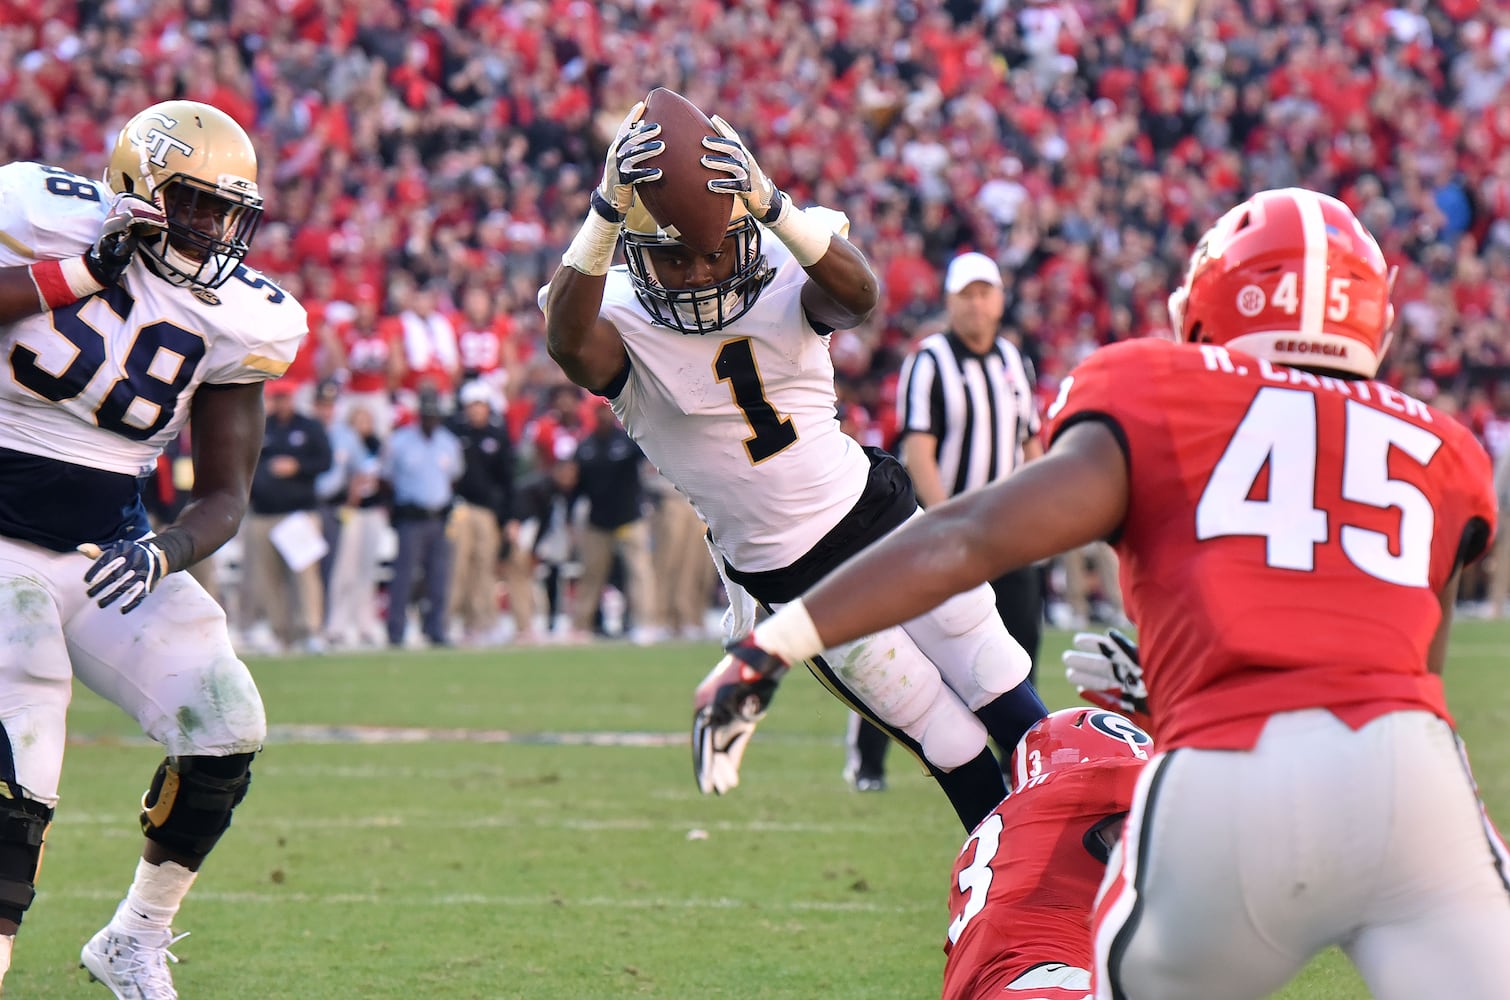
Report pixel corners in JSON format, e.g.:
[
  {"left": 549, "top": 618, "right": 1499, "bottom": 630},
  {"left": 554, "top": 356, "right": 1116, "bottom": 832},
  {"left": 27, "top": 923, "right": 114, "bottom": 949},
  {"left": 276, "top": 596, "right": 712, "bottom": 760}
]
[
  {"left": 546, "top": 102, "right": 662, "bottom": 393},
  {"left": 751, "top": 421, "right": 1130, "bottom": 664},
  {"left": 544, "top": 267, "right": 628, "bottom": 395},
  {"left": 175, "top": 382, "right": 266, "bottom": 565}
]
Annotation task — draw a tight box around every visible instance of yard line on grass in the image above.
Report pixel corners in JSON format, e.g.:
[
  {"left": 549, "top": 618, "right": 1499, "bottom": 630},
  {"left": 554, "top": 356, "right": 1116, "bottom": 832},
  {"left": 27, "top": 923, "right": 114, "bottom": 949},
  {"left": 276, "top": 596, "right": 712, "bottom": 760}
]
[
  {"left": 66, "top": 725, "right": 846, "bottom": 748},
  {"left": 39, "top": 887, "right": 929, "bottom": 914},
  {"left": 66, "top": 725, "right": 693, "bottom": 747},
  {"left": 59, "top": 812, "right": 902, "bottom": 835}
]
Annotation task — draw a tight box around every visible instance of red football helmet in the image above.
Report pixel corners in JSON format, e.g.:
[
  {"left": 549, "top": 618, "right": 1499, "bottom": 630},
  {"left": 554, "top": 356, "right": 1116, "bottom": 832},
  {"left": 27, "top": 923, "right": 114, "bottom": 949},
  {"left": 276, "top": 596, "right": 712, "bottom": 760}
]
[
  {"left": 1167, "top": 187, "right": 1396, "bottom": 378},
  {"left": 1007, "top": 708, "right": 1152, "bottom": 793}
]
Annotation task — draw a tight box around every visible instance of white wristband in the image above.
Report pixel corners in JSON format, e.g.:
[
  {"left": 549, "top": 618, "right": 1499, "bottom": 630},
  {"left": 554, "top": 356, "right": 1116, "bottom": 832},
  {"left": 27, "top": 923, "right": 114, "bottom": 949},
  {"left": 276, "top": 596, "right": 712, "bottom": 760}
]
[
  {"left": 29, "top": 255, "right": 105, "bottom": 311},
  {"left": 752, "top": 598, "right": 826, "bottom": 664},
  {"left": 561, "top": 209, "right": 621, "bottom": 277},
  {"left": 763, "top": 200, "right": 833, "bottom": 267}
]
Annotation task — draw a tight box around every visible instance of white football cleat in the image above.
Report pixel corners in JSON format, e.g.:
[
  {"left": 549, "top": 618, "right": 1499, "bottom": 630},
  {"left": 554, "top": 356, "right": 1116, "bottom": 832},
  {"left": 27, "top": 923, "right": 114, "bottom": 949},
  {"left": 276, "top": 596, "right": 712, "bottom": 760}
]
[{"left": 80, "top": 917, "right": 187, "bottom": 1000}]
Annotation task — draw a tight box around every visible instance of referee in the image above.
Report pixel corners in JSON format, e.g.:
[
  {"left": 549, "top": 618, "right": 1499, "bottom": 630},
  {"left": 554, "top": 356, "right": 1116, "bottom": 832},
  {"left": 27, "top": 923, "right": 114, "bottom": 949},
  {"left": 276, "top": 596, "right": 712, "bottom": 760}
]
[
  {"left": 899, "top": 251, "right": 1045, "bottom": 654},
  {"left": 845, "top": 252, "right": 1046, "bottom": 791}
]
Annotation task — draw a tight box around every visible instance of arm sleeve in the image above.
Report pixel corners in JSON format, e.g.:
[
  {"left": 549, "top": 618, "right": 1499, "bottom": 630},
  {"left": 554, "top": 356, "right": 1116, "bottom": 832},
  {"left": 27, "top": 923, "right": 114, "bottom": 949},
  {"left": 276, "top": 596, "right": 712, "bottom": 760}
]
[
  {"left": 202, "top": 294, "right": 308, "bottom": 384},
  {"left": 0, "top": 162, "right": 102, "bottom": 266}
]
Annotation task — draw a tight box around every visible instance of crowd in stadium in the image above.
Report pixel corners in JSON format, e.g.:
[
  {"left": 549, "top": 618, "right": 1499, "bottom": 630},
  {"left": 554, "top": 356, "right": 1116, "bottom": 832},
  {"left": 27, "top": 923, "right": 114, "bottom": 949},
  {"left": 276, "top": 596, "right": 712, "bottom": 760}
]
[{"left": 2, "top": 0, "right": 1508, "bottom": 644}]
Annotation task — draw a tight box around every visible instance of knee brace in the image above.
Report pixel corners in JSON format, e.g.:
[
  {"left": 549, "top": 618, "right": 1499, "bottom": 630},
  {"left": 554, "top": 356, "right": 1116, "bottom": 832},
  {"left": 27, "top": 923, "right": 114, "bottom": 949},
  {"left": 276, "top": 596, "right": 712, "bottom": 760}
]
[
  {"left": 140, "top": 752, "right": 255, "bottom": 859},
  {"left": 0, "top": 782, "right": 52, "bottom": 925}
]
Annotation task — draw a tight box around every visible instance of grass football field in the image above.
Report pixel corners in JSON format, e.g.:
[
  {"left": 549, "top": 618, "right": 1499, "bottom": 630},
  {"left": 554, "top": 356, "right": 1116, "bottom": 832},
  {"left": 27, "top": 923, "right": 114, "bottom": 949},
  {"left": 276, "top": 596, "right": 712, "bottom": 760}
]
[{"left": 10, "top": 620, "right": 1509, "bottom": 998}]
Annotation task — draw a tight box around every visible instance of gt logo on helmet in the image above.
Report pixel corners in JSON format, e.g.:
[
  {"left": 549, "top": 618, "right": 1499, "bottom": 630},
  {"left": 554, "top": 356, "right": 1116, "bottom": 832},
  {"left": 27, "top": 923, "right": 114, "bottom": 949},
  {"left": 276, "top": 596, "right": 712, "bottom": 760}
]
[
  {"left": 138, "top": 128, "right": 195, "bottom": 168},
  {"left": 129, "top": 113, "right": 196, "bottom": 169}
]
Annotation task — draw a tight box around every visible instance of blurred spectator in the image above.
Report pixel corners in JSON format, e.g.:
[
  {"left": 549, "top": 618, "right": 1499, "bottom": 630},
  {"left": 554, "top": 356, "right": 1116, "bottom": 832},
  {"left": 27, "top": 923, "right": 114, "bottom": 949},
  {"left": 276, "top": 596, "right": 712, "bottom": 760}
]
[
  {"left": 511, "top": 453, "right": 582, "bottom": 642},
  {"left": 447, "top": 380, "right": 518, "bottom": 646},
  {"left": 397, "top": 280, "right": 461, "bottom": 397},
  {"left": 382, "top": 386, "right": 464, "bottom": 648},
  {"left": 1057, "top": 542, "right": 1126, "bottom": 631},
  {"left": 647, "top": 472, "right": 716, "bottom": 641},
  {"left": 526, "top": 384, "right": 588, "bottom": 471},
  {"left": 455, "top": 285, "right": 521, "bottom": 414},
  {"left": 244, "top": 379, "right": 333, "bottom": 655},
  {"left": 333, "top": 285, "right": 405, "bottom": 436},
  {"left": 571, "top": 404, "right": 656, "bottom": 644},
  {"left": 312, "top": 380, "right": 351, "bottom": 598},
  {"left": 324, "top": 405, "right": 389, "bottom": 650}
]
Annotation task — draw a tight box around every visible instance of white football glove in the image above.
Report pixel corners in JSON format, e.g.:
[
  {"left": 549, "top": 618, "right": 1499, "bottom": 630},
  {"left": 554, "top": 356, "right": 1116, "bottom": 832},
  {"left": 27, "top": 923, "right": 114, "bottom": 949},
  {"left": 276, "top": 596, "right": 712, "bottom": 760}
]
[
  {"left": 1064, "top": 628, "right": 1149, "bottom": 721},
  {"left": 691, "top": 638, "right": 788, "bottom": 795},
  {"left": 702, "top": 116, "right": 780, "bottom": 222},
  {"left": 594, "top": 102, "right": 664, "bottom": 221},
  {"left": 79, "top": 538, "right": 171, "bottom": 614},
  {"left": 88, "top": 193, "right": 168, "bottom": 285}
]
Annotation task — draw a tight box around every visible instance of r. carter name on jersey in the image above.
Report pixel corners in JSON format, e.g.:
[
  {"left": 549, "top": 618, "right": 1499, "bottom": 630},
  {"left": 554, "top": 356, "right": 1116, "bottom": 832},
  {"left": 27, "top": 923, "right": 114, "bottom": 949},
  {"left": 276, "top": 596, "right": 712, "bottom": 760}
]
[{"left": 1198, "top": 345, "right": 1433, "bottom": 422}]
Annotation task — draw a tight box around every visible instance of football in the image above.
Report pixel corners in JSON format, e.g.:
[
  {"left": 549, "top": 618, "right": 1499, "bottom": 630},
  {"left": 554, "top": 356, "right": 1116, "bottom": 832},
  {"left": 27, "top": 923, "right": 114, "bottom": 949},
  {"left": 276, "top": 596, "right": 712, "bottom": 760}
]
[{"left": 636, "top": 87, "right": 734, "bottom": 254}]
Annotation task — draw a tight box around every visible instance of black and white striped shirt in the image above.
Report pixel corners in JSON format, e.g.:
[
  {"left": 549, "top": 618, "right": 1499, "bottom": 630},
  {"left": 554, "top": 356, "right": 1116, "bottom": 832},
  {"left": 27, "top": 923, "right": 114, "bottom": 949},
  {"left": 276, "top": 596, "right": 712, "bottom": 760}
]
[{"left": 895, "top": 331, "right": 1041, "bottom": 495}]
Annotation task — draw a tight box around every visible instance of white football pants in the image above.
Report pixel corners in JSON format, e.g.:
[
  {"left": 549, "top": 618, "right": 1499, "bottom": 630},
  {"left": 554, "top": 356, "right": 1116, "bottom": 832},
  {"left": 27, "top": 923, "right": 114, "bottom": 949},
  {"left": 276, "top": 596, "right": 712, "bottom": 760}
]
[
  {"left": 0, "top": 536, "right": 266, "bottom": 805},
  {"left": 1094, "top": 708, "right": 1510, "bottom": 1000},
  {"left": 799, "top": 578, "right": 1032, "bottom": 772}
]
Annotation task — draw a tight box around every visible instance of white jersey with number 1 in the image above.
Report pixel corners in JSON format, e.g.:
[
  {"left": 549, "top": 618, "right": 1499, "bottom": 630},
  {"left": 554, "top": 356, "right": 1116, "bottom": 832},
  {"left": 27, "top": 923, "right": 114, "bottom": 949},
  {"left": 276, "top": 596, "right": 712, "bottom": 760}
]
[{"left": 590, "top": 207, "right": 869, "bottom": 574}]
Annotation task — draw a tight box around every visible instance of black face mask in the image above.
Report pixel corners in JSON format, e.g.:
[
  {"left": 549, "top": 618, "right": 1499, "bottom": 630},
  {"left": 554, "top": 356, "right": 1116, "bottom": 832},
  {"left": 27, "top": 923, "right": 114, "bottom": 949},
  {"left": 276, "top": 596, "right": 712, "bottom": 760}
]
[
  {"left": 142, "top": 179, "right": 263, "bottom": 289},
  {"left": 622, "top": 215, "right": 773, "bottom": 335}
]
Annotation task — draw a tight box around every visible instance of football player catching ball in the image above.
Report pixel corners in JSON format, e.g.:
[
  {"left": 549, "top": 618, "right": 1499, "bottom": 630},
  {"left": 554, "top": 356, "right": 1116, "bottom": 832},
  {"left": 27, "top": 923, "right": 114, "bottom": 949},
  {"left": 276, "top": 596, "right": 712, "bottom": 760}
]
[{"left": 543, "top": 96, "right": 1047, "bottom": 832}]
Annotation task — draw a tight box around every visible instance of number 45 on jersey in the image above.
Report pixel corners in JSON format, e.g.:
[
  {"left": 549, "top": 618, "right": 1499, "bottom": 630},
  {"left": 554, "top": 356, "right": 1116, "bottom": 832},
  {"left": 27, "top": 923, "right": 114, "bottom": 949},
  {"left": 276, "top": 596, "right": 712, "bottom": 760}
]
[{"left": 1197, "top": 385, "right": 1441, "bottom": 588}]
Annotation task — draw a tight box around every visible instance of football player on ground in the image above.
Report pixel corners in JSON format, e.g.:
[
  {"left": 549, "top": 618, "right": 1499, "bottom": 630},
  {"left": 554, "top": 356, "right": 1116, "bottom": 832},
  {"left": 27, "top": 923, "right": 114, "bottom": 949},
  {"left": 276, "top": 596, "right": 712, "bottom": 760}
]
[
  {"left": 0, "top": 101, "right": 305, "bottom": 997},
  {"left": 729, "top": 188, "right": 1510, "bottom": 998},
  {"left": 543, "top": 100, "right": 1046, "bottom": 832},
  {"left": 943, "top": 707, "right": 1150, "bottom": 1000}
]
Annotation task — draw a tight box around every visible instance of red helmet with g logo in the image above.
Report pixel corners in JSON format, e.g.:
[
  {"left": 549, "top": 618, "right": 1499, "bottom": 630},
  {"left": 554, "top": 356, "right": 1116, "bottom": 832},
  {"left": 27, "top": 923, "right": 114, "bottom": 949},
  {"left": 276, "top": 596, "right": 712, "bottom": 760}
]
[
  {"left": 1007, "top": 708, "right": 1152, "bottom": 793},
  {"left": 1167, "top": 188, "right": 1395, "bottom": 378}
]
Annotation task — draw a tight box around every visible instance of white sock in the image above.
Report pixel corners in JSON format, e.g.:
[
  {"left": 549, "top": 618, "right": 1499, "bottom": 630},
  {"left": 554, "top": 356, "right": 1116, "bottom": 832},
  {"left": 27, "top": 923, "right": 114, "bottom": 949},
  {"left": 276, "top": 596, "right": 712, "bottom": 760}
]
[
  {"left": 0, "top": 933, "right": 13, "bottom": 980},
  {"left": 116, "top": 860, "right": 197, "bottom": 932}
]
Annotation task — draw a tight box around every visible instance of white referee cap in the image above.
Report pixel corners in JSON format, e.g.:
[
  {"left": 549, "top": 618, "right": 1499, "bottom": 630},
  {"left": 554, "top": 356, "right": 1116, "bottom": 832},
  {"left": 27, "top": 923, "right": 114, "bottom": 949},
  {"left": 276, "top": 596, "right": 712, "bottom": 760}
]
[{"left": 945, "top": 252, "right": 1004, "bottom": 294}]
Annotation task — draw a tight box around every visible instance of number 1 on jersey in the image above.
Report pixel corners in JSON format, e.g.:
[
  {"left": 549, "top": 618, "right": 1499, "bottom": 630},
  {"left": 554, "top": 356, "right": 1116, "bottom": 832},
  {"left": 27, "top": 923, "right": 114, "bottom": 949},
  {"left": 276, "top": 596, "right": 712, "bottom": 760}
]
[{"left": 714, "top": 338, "right": 798, "bottom": 464}]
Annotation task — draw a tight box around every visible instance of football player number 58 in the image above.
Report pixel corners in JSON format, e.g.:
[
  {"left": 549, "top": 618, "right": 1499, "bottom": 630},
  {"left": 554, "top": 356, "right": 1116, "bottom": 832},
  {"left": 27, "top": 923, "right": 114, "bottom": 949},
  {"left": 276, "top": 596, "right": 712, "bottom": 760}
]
[
  {"left": 1196, "top": 387, "right": 1441, "bottom": 587},
  {"left": 11, "top": 287, "right": 206, "bottom": 441}
]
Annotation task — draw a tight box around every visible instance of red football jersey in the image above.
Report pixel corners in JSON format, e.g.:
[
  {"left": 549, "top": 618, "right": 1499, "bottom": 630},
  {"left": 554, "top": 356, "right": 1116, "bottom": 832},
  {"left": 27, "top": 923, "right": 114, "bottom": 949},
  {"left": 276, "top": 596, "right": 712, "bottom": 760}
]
[
  {"left": 342, "top": 324, "right": 397, "bottom": 395},
  {"left": 1045, "top": 338, "right": 1498, "bottom": 750},
  {"left": 941, "top": 760, "right": 1143, "bottom": 1000}
]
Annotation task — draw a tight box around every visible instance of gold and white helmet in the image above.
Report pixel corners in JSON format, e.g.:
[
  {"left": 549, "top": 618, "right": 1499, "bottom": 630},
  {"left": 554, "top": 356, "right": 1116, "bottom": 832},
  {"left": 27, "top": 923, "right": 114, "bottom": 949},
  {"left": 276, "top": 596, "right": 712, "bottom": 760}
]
[
  {"left": 105, "top": 100, "right": 263, "bottom": 290},
  {"left": 621, "top": 198, "right": 772, "bottom": 335}
]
